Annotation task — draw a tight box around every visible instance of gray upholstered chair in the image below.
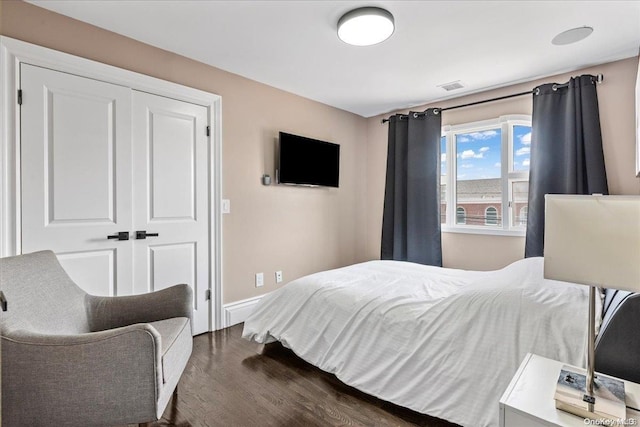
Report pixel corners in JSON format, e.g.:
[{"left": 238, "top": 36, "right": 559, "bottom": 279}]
[{"left": 0, "top": 250, "right": 194, "bottom": 426}]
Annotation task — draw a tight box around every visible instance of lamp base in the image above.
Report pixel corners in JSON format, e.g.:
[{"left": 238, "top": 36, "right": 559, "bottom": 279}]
[{"left": 555, "top": 366, "right": 626, "bottom": 421}]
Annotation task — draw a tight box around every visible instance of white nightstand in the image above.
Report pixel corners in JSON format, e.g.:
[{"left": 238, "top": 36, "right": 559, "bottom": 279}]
[{"left": 500, "top": 353, "right": 640, "bottom": 427}]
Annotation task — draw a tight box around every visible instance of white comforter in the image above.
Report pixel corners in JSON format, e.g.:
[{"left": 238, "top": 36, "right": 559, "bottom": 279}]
[{"left": 242, "top": 257, "right": 591, "bottom": 427}]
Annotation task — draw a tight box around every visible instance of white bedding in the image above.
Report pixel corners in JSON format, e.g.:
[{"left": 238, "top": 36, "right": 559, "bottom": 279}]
[{"left": 242, "top": 257, "right": 592, "bottom": 427}]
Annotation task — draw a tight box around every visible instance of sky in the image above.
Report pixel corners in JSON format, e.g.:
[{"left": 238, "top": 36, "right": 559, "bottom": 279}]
[{"left": 441, "top": 125, "right": 531, "bottom": 180}]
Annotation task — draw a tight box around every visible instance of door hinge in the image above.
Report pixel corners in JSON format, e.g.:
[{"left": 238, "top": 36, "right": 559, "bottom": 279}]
[
  {"left": 205, "top": 289, "right": 211, "bottom": 301},
  {"left": 206, "top": 126, "right": 210, "bottom": 137},
  {"left": 17, "top": 89, "right": 22, "bottom": 105}
]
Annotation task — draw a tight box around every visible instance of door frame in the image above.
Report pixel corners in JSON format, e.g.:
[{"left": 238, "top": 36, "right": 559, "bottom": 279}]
[{"left": 0, "top": 36, "right": 224, "bottom": 331}]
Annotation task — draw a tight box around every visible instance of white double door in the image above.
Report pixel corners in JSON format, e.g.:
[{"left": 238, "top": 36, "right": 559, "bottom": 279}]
[{"left": 20, "top": 64, "right": 210, "bottom": 334}]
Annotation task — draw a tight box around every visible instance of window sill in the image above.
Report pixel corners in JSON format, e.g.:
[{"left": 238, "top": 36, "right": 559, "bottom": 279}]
[{"left": 441, "top": 225, "right": 526, "bottom": 237}]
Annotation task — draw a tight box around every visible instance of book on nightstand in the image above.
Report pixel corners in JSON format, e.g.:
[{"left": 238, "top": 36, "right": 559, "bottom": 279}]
[{"left": 554, "top": 366, "right": 627, "bottom": 422}]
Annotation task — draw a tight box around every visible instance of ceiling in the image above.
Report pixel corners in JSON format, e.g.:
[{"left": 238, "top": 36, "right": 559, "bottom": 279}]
[{"left": 28, "top": 1, "right": 640, "bottom": 118}]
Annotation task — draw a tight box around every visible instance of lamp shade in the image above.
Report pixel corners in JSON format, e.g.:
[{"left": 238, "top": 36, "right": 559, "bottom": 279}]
[{"left": 544, "top": 195, "right": 640, "bottom": 292}]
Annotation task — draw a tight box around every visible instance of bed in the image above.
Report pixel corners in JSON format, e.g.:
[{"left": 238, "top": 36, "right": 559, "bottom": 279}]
[{"left": 242, "top": 257, "right": 639, "bottom": 427}]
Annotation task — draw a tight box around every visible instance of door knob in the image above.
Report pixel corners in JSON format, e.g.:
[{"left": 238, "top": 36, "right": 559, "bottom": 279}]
[
  {"left": 135, "top": 230, "right": 159, "bottom": 240},
  {"left": 107, "top": 231, "right": 130, "bottom": 240}
]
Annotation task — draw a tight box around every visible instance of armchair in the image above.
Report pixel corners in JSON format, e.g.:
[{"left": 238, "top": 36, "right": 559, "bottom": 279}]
[{"left": 0, "top": 250, "right": 194, "bottom": 426}]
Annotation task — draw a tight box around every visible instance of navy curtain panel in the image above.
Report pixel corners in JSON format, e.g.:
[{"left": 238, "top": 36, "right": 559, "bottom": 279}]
[
  {"left": 381, "top": 109, "right": 442, "bottom": 266},
  {"left": 525, "top": 75, "right": 609, "bottom": 257}
]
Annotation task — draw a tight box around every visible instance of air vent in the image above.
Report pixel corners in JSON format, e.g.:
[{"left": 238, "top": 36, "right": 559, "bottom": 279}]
[{"left": 438, "top": 81, "right": 465, "bottom": 91}]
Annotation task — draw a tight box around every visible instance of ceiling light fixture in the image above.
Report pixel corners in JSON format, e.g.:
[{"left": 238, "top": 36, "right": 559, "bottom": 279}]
[
  {"left": 337, "top": 7, "right": 394, "bottom": 46},
  {"left": 552, "top": 26, "right": 594, "bottom": 46}
]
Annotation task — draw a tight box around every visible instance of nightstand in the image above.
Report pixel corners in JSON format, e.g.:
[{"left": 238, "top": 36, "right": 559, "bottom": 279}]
[{"left": 500, "top": 353, "right": 640, "bottom": 427}]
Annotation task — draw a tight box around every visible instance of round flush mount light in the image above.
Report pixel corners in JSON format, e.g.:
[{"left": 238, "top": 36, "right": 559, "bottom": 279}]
[
  {"left": 337, "top": 7, "right": 394, "bottom": 46},
  {"left": 552, "top": 26, "right": 594, "bottom": 45}
]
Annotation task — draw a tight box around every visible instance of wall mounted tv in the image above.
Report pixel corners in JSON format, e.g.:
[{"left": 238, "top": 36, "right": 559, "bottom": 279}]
[{"left": 278, "top": 132, "right": 340, "bottom": 188}]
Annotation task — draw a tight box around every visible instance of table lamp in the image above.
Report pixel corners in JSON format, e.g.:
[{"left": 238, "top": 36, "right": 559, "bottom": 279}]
[{"left": 543, "top": 194, "right": 640, "bottom": 421}]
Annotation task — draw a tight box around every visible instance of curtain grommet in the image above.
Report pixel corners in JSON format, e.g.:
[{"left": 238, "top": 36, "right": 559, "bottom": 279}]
[
  {"left": 534, "top": 88, "right": 540, "bottom": 96},
  {"left": 552, "top": 84, "right": 558, "bottom": 91},
  {"left": 413, "top": 112, "right": 419, "bottom": 119}
]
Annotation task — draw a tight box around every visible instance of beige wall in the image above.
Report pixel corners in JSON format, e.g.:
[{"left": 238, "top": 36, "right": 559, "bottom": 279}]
[
  {"left": 0, "top": 1, "right": 369, "bottom": 303},
  {"left": 365, "top": 57, "right": 640, "bottom": 270}
]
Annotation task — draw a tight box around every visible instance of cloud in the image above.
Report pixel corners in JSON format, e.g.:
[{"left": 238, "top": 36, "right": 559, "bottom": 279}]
[
  {"left": 466, "top": 130, "right": 499, "bottom": 140},
  {"left": 516, "top": 146, "right": 530, "bottom": 156},
  {"left": 460, "top": 150, "right": 475, "bottom": 159},
  {"left": 479, "top": 146, "right": 490, "bottom": 153},
  {"left": 441, "top": 153, "right": 447, "bottom": 162},
  {"left": 522, "top": 158, "right": 530, "bottom": 167},
  {"left": 494, "top": 162, "right": 501, "bottom": 168},
  {"left": 520, "top": 132, "right": 531, "bottom": 145},
  {"left": 457, "top": 130, "right": 499, "bottom": 146},
  {"left": 461, "top": 163, "right": 474, "bottom": 169},
  {"left": 460, "top": 149, "right": 484, "bottom": 159}
]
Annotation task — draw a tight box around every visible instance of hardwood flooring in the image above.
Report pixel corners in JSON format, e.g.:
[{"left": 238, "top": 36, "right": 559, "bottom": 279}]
[{"left": 136, "top": 324, "right": 458, "bottom": 427}]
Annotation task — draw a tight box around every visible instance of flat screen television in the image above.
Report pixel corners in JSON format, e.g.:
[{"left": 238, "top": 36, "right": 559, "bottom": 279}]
[{"left": 278, "top": 132, "right": 340, "bottom": 188}]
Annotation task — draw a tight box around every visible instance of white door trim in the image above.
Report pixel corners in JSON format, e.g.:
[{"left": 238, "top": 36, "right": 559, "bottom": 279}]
[{"left": 0, "top": 36, "right": 224, "bottom": 331}]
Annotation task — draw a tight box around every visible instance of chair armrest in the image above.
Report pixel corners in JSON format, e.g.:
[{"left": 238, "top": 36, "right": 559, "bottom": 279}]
[
  {"left": 1, "top": 325, "right": 162, "bottom": 426},
  {"left": 86, "top": 284, "right": 193, "bottom": 332}
]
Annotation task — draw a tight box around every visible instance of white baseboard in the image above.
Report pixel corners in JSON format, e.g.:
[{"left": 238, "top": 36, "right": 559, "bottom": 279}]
[{"left": 223, "top": 294, "right": 264, "bottom": 328}]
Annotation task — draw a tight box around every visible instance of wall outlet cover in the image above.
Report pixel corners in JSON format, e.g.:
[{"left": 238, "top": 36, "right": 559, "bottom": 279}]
[{"left": 222, "top": 199, "right": 231, "bottom": 214}]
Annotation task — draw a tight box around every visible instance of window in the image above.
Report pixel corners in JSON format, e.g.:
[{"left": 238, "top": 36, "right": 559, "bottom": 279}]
[
  {"left": 519, "top": 206, "right": 528, "bottom": 226},
  {"left": 485, "top": 206, "right": 498, "bottom": 225},
  {"left": 456, "top": 206, "right": 466, "bottom": 224},
  {"left": 441, "top": 115, "right": 531, "bottom": 235}
]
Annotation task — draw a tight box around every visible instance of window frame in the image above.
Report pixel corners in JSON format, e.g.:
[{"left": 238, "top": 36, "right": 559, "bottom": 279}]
[{"left": 441, "top": 115, "right": 531, "bottom": 236}]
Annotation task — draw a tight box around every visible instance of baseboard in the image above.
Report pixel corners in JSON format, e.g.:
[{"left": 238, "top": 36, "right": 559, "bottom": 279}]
[{"left": 223, "top": 294, "right": 264, "bottom": 328}]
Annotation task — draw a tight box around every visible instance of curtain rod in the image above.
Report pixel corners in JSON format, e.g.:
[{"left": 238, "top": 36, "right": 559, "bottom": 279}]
[{"left": 380, "top": 73, "right": 604, "bottom": 124}]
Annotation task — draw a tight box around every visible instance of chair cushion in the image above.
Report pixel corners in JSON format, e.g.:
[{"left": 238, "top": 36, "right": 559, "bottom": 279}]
[{"left": 148, "top": 317, "right": 192, "bottom": 385}]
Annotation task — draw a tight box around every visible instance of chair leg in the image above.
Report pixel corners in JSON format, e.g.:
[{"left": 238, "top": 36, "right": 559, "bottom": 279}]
[{"left": 173, "top": 385, "right": 178, "bottom": 398}]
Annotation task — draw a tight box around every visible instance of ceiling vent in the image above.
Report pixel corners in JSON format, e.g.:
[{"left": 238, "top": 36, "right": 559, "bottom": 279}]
[{"left": 438, "top": 81, "right": 465, "bottom": 91}]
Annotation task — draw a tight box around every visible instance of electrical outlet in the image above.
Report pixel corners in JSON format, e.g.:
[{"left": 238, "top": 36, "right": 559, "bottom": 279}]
[
  {"left": 255, "top": 272, "right": 264, "bottom": 287},
  {"left": 275, "top": 271, "right": 283, "bottom": 283},
  {"left": 222, "top": 199, "right": 231, "bottom": 214}
]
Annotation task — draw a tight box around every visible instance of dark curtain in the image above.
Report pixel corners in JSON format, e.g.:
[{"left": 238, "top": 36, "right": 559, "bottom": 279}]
[
  {"left": 525, "top": 75, "right": 608, "bottom": 257},
  {"left": 381, "top": 109, "right": 442, "bottom": 266}
]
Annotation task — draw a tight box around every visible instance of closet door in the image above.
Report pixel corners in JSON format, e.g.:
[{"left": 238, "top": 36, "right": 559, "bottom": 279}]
[
  {"left": 132, "top": 91, "right": 210, "bottom": 334},
  {"left": 20, "top": 64, "right": 134, "bottom": 296}
]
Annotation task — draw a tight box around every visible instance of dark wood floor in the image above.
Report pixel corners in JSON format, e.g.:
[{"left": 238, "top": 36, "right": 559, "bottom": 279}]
[{"left": 136, "top": 324, "right": 459, "bottom": 427}]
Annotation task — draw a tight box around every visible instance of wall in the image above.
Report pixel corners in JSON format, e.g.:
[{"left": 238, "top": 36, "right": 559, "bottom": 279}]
[
  {"left": 365, "top": 57, "right": 640, "bottom": 270},
  {"left": 0, "top": 1, "right": 369, "bottom": 303},
  {"left": 3, "top": 1, "right": 638, "bottom": 291}
]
